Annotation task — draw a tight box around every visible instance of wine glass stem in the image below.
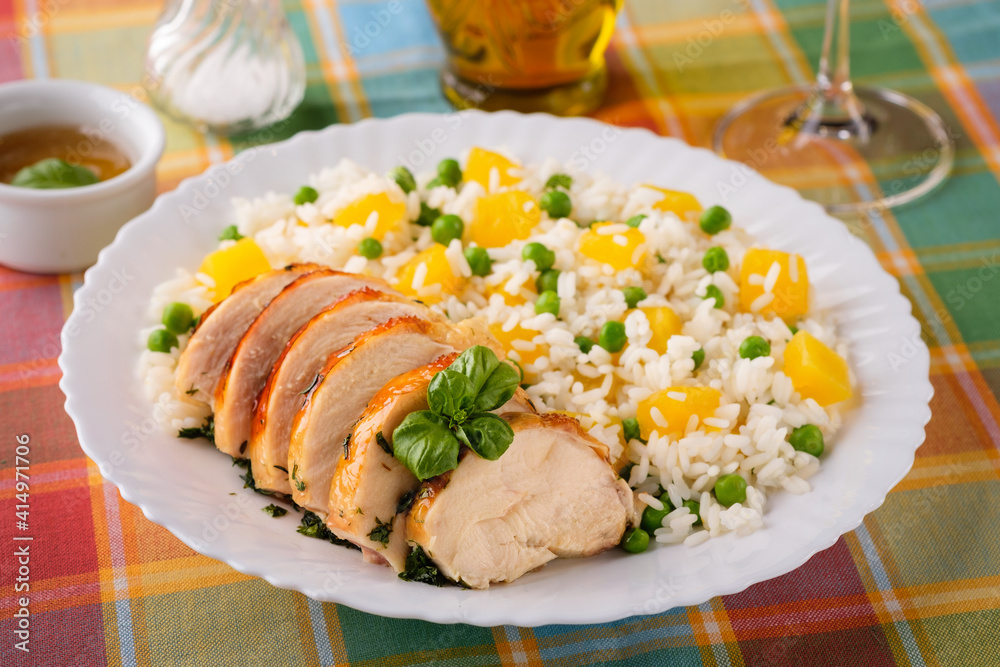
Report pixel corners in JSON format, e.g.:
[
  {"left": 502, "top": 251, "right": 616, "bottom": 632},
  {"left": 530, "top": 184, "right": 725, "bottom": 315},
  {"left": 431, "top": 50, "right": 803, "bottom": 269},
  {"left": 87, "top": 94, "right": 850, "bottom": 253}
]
[
  {"left": 817, "top": 0, "right": 852, "bottom": 98},
  {"left": 791, "top": 0, "right": 869, "bottom": 141}
]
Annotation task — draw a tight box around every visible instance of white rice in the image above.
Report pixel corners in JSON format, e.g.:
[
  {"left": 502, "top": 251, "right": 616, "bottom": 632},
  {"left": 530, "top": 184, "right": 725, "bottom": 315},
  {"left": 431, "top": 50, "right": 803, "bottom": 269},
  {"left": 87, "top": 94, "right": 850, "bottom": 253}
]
[{"left": 140, "top": 152, "right": 851, "bottom": 547}]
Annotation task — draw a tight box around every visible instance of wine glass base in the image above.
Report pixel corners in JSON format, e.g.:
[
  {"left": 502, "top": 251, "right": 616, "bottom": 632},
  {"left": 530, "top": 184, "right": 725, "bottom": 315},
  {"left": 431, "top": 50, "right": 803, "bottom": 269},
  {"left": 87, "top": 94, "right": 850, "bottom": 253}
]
[
  {"left": 440, "top": 67, "right": 608, "bottom": 117},
  {"left": 713, "top": 85, "right": 954, "bottom": 214}
]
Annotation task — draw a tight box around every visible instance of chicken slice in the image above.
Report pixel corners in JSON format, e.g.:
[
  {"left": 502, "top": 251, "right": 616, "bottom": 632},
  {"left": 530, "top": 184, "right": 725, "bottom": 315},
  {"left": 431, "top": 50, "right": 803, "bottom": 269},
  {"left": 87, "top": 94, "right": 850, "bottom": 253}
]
[
  {"left": 327, "top": 357, "right": 535, "bottom": 572},
  {"left": 405, "top": 412, "right": 634, "bottom": 589},
  {"left": 213, "top": 270, "right": 397, "bottom": 457},
  {"left": 288, "top": 317, "right": 502, "bottom": 515},
  {"left": 248, "top": 288, "right": 443, "bottom": 495},
  {"left": 175, "top": 264, "right": 320, "bottom": 404}
]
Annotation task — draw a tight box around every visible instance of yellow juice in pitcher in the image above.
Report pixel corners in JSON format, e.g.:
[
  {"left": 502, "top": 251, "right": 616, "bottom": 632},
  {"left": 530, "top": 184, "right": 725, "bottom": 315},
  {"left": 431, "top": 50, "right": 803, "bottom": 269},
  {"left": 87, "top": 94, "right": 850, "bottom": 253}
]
[{"left": 426, "top": 0, "right": 622, "bottom": 115}]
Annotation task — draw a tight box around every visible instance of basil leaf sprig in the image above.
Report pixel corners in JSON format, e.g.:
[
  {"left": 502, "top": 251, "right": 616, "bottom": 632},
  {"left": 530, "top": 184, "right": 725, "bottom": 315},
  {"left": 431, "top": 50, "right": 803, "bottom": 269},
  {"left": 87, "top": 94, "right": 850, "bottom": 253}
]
[
  {"left": 393, "top": 345, "right": 519, "bottom": 480},
  {"left": 11, "top": 158, "right": 99, "bottom": 189}
]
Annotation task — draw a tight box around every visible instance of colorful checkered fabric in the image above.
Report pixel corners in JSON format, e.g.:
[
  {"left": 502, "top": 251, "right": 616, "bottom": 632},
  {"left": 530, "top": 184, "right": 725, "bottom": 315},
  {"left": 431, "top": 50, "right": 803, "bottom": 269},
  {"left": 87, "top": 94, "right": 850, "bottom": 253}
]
[{"left": 3, "top": 0, "right": 1000, "bottom": 665}]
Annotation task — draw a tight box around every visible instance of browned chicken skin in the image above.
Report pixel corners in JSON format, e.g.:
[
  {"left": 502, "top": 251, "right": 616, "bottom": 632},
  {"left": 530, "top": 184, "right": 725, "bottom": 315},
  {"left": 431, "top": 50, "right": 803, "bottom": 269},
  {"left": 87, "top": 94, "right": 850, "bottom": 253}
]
[
  {"left": 287, "top": 316, "right": 501, "bottom": 515},
  {"left": 175, "top": 264, "right": 320, "bottom": 404},
  {"left": 248, "top": 288, "right": 442, "bottom": 494},
  {"left": 213, "top": 270, "right": 397, "bottom": 457}
]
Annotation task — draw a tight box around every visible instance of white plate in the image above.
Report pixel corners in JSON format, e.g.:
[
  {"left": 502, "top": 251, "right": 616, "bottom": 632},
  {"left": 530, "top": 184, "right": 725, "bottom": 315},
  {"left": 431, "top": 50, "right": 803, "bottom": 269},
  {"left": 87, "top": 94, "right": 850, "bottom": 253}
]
[{"left": 59, "top": 111, "right": 931, "bottom": 626}]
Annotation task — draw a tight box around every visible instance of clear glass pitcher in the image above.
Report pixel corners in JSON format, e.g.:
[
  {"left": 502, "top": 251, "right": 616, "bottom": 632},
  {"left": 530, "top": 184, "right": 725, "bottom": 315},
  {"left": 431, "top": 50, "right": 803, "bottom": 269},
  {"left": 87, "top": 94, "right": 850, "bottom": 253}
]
[{"left": 144, "top": 0, "right": 306, "bottom": 135}]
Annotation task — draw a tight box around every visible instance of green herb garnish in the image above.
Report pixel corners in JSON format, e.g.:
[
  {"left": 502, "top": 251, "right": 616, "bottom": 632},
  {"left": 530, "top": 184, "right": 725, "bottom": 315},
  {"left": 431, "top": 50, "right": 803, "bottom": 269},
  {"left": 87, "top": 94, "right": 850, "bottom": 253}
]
[
  {"left": 291, "top": 463, "right": 305, "bottom": 492},
  {"left": 367, "top": 517, "right": 392, "bottom": 547},
  {"left": 12, "top": 158, "right": 98, "bottom": 189},
  {"left": 218, "top": 225, "right": 244, "bottom": 241},
  {"left": 184, "top": 385, "right": 198, "bottom": 396},
  {"left": 392, "top": 346, "right": 519, "bottom": 481},
  {"left": 233, "top": 457, "right": 275, "bottom": 496},
  {"left": 262, "top": 504, "right": 287, "bottom": 517},
  {"left": 375, "top": 431, "right": 392, "bottom": 455},
  {"left": 342, "top": 434, "right": 351, "bottom": 459},
  {"left": 296, "top": 510, "right": 360, "bottom": 550},
  {"left": 300, "top": 374, "right": 321, "bottom": 395},
  {"left": 395, "top": 490, "right": 417, "bottom": 515},
  {"left": 398, "top": 546, "right": 450, "bottom": 586},
  {"left": 178, "top": 416, "right": 215, "bottom": 444}
]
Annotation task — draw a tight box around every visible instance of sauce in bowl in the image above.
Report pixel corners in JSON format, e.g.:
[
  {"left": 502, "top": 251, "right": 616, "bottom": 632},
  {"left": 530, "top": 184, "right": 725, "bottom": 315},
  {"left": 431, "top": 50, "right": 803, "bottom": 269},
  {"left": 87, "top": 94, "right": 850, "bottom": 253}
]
[{"left": 0, "top": 125, "right": 132, "bottom": 185}]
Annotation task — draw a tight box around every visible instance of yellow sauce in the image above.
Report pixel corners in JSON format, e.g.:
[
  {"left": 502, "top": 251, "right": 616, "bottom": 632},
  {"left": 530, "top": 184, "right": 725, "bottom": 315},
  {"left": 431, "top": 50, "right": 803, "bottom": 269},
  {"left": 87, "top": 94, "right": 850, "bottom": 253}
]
[{"left": 0, "top": 125, "right": 132, "bottom": 185}]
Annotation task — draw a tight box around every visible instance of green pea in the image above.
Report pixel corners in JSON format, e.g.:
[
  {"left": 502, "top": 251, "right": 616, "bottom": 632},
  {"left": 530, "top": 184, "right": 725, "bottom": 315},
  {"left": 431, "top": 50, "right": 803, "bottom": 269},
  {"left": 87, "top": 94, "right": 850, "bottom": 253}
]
[
  {"left": 464, "top": 247, "right": 492, "bottom": 276},
  {"left": 704, "top": 285, "right": 724, "bottom": 308},
  {"left": 641, "top": 502, "right": 674, "bottom": 533},
  {"left": 625, "top": 214, "right": 646, "bottom": 228},
  {"left": 358, "top": 238, "right": 383, "bottom": 259},
  {"left": 622, "top": 286, "right": 647, "bottom": 309},
  {"left": 535, "top": 290, "right": 560, "bottom": 317},
  {"left": 692, "top": 347, "right": 705, "bottom": 370},
  {"left": 293, "top": 186, "right": 318, "bottom": 206},
  {"left": 522, "top": 242, "right": 556, "bottom": 271},
  {"left": 147, "top": 329, "right": 178, "bottom": 353},
  {"left": 619, "top": 462, "right": 635, "bottom": 480},
  {"left": 437, "top": 158, "right": 462, "bottom": 186},
  {"left": 545, "top": 173, "right": 572, "bottom": 190},
  {"left": 702, "top": 246, "right": 730, "bottom": 273},
  {"left": 425, "top": 176, "right": 446, "bottom": 189},
  {"left": 574, "top": 336, "right": 595, "bottom": 354},
  {"left": 539, "top": 190, "right": 572, "bottom": 219},
  {"left": 714, "top": 473, "right": 748, "bottom": 507},
  {"left": 415, "top": 202, "right": 440, "bottom": 227},
  {"left": 431, "top": 214, "right": 464, "bottom": 245},
  {"left": 535, "top": 269, "right": 560, "bottom": 294},
  {"left": 218, "top": 225, "right": 243, "bottom": 241},
  {"left": 620, "top": 527, "right": 649, "bottom": 553},
  {"left": 789, "top": 424, "right": 824, "bottom": 457},
  {"left": 789, "top": 325, "right": 799, "bottom": 336},
  {"left": 389, "top": 166, "right": 416, "bottom": 194},
  {"left": 682, "top": 500, "right": 702, "bottom": 526},
  {"left": 699, "top": 205, "right": 732, "bottom": 235},
  {"left": 622, "top": 417, "right": 642, "bottom": 443},
  {"left": 739, "top": 335, "right": 771, "bottom": 360},
  {"left": 599, "top": 321, "right": 627, "bottom": 353},
  {"left": 162, "top": 302, "right": 195, "bottom": 334}
]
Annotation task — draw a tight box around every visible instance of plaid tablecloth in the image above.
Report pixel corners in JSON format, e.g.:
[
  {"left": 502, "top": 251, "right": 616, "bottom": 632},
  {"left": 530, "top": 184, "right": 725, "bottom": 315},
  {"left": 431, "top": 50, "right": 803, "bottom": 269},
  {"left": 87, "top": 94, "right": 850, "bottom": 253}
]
[{"left": 3, "top": 0, "right": 1000, "bottom": 665}]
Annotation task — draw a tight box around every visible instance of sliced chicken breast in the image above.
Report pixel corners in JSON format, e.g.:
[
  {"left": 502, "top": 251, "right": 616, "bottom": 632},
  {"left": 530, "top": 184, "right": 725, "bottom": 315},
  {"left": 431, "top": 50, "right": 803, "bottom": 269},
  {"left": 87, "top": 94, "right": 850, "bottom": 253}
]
[
  {"left": 288, "top": 317, "right": 502, "bottom": 515},
  {"left": 175, "top": 264, "right": 320, "bottom": 404},
  {"left": 213, "top": 270, "right": 397, "bottom": 457},
  {"left": 248, "top": 288, "right": 443, "bottom": 495},
  {"left": 406, "top": 412, "right": 634, "bottom": 589},
  {"left": 327, "top": 358, "right": 535, "bottom": 572}
]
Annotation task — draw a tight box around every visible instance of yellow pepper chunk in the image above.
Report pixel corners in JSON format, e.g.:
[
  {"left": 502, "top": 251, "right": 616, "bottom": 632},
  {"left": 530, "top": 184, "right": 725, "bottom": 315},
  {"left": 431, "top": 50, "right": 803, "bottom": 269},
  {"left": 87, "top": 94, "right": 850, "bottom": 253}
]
[
  {"left": 489, "top": 323, "right": 547, "bottom": 373},
  {"left": 394, "top": 245, "right": 464, "bottom": 305},
  {"left": 578, "top": 223, "right": 646, "bottom": 270},
  {"left": 199, "top": 238, "right": 271, "bottom": 303},
  {"left": 637, "top": 386, "right": 723, "bottom": 440},
  {"left": 783, "top": 331, "right": 852, "bottom": 406},
  {"left": 333, "top": 192, "right": 406, "bottom": 240},
  {"left": 484, "top": 283, "right": 528, "bottom": 306},
  {"left": 469, "top": 191, "right": 541, "bottom": 248},
  {"left": 642, "top": 185, "right": 703, "bottom": 222},
  {"left": 739, "top": 248, "right": 809, "bottom": 323},
  {"left": 640, "top": 306, "right": 683, "bottom": 354},
  {"left": 465, "top": 147, "right": 521, "bottom": 190}
]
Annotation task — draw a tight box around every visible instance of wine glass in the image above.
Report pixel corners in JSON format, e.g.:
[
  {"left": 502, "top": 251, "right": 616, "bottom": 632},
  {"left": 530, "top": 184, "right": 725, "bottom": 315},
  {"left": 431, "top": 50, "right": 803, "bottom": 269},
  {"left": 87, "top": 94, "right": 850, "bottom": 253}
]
[{"left": 713, "top": 0, "right": 954, "bottom": 214}]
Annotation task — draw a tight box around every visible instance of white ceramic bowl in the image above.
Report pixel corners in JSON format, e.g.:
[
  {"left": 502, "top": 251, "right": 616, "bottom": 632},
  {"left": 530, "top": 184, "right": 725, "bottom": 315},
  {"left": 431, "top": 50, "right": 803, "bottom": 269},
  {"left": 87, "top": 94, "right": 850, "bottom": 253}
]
[{"left": 0, "top": 79, "right": 165, "bottom": 274}]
